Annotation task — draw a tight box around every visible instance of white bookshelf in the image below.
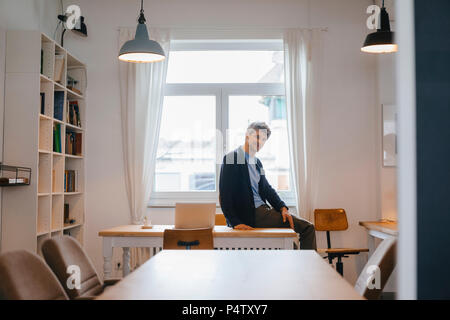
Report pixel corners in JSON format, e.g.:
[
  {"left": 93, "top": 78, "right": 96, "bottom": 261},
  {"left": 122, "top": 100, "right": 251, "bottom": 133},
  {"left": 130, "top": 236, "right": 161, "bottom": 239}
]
[{"left": 1, "top": 31, "right": 87, "bottom": 255}]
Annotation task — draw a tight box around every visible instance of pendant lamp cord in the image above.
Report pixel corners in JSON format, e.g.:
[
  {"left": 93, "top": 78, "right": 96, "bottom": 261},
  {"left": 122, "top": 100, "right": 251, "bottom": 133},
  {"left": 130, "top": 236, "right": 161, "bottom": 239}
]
[
  {"left": 138, "top": 0, "right": 146, "bottom": 24},
  {"left": 382, "top": 0, "right": 385, "bottom": 8}
]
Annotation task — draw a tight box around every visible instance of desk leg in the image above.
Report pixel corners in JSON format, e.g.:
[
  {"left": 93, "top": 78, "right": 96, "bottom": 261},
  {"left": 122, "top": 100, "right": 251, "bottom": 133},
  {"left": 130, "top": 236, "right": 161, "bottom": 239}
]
[
  {"left": 123, "top": 247, "right": 131, "bottom": 277},
  {"left": 284, "top": 238, "right": 294, "bottom": 249},
  {"left": 367, "top": 234, "right": 375, "bottom": 258},
  {"left": 103, "top": 237, "right": 113, "bottom": 280}
]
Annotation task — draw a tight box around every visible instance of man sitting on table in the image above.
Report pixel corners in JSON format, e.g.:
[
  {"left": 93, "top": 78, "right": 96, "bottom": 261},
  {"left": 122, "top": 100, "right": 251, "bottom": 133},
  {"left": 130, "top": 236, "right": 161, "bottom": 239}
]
[{"left": 219, "top": 122, "right": 317, "bottom": 250}]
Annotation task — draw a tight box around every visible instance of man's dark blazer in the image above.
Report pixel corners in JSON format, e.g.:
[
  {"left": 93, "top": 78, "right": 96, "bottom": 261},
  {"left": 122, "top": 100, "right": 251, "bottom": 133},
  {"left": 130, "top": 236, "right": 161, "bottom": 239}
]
[{"left": 219, "top": 147, "right": 288, "bottom": 228}]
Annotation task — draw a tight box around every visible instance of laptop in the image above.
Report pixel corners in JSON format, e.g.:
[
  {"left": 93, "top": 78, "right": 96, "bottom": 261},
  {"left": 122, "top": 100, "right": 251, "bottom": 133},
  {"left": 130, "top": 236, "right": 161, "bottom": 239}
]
[{"left": 174, "top": 203, "right": 216, "bottom": 229}]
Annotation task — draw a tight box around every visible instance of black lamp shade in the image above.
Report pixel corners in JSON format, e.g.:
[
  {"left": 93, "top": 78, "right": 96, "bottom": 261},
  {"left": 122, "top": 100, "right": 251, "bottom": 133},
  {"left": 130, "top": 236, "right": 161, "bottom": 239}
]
[
  {"left": 73, "top": 16, "right": 87, "bottom": 37},
  {"left": 361, "top": 7, "right": 397, "bottom": 53}
]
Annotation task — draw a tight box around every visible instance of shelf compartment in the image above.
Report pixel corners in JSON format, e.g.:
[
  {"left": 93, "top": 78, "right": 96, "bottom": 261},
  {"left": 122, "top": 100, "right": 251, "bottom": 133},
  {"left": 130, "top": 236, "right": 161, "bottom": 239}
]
[
  {"left": 37, "top": 195, "right": 51, "bottom": 235},
  {"left": 41, "top": 36, "right": 54, "bottom": 80},
  {"left": 54, "top": 44, "right": 66, "bottom": 86},
  {"left": 40, "top": 79, "right": 54, "bottom": 118},
  {"left": 38, "top": 153, "right": 51, "bottom": 193},
  {"left": 39, "top": 117, "right": 53, "bottom": 152},
  {"left": 63, "top": 224, "right": 83, "bottom": 245},
  {"left": 64, "top": 194, "right": 84, "bottom": 226},
  {"left": 51, "top": 194, "right": 63, "bottom": 231},
  {"left": 67, "top": 99, "right": 84, "bottom": 133},
  {"left": 65, "top": 157, "right": 83, "bottom": 193},
  {"left": 65, "top": 98, "right": 83, "bottom": 129},
  {"left": 52, "top": 154, "right": 64, "bottom": 193}
]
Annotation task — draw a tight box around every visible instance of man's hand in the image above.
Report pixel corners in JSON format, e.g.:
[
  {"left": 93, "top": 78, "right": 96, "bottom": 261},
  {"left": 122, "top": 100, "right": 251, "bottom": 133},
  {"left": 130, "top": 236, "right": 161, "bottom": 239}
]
[
  {"left": 234, "top": 224, "right": 254, "bottom": 230},
  {"left": 281, "top": 207, "right": 295, "bottom": 230}
]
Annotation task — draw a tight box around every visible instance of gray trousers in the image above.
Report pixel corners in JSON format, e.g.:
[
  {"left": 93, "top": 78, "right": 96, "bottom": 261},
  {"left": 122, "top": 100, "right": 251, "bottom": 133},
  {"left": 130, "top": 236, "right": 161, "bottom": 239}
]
[{"left": 254, "top": 204, "right": 317, "bottom": 250}]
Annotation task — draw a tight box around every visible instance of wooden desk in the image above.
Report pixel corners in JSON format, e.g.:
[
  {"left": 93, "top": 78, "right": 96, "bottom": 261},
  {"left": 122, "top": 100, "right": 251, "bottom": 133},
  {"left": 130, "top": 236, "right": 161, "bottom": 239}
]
[
  {"left": 96, "top": 250, "right": 363, "bottom": 300},
  {"left": 99, "top": 225, "right": 297, "bottom": 279},
  {"left": 359, "top": 221, "right": 398, "bottom": 255}
]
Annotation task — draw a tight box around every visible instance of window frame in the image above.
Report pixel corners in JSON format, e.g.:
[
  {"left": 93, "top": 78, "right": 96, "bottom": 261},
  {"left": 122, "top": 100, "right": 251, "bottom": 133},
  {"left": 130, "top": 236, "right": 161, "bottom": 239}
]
[{"left": 149, "top": 40, "right": 296, "bottom": 207}]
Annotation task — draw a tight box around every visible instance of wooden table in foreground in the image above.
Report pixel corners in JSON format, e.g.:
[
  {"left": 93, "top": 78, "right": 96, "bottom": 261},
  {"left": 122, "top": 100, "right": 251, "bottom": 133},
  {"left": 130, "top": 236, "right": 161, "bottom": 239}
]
[
  {"left": 359, "top": 220, "right": 398, "bottom": 255},
  {"left": 96, "top": 250, "right": 363, "bottom": 300},
  {"left": 99, "top": 225, "right": 297, "bottom": 279}
]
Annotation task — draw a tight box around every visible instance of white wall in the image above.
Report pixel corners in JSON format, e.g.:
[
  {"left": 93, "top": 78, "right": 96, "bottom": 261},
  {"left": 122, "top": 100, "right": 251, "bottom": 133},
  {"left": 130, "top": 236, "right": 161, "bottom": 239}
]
[
  {"left": 374, "top": 0, "right": 397, "bottom": 222},
  {"left": 0, "top": 0, "right": 61, "bottom": 250},
  {"left": 57, "top": 0, "right": 380, "bottom": 285},
  {"left": 378, "top": 53, "right": 397, "bottom": 221},
  {"left": 375, "top": 2, "right": 398, "bottom": 294}
]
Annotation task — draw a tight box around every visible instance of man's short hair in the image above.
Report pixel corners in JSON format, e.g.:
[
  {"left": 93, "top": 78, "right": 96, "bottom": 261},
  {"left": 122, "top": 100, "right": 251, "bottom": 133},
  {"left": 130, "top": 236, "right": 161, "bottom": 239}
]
[{"left": 246, "top": 122, "right": 271, "bottom": 139}]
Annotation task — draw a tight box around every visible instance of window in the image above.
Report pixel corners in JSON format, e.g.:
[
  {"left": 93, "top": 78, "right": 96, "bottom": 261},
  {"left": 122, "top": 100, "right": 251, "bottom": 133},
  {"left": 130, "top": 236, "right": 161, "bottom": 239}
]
[
  {"left": 152, "top": 40, "right": 293, "bottom": 205},
  {"left": 228, "top": 95, "right": 290, "bottom": 191},
  {"left": 155, "top": 96, "right": 216, "bottom": 192}
]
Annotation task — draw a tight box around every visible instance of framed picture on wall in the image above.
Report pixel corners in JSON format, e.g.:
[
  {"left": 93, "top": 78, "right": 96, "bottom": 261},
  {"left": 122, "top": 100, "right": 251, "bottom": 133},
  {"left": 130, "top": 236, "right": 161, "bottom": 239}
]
[{"left": 382, "top": 104, "right": 397, "bottom": 167}]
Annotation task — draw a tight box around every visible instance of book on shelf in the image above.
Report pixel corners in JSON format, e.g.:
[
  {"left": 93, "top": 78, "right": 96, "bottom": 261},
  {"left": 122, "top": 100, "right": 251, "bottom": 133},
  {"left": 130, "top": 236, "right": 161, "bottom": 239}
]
[
  {"left": 64, "top": 170, "right": 77, "bottom": 192},
  {"left": 65, "top": 132, "right": 82, "bottom": 156},
  {"left": 54, "top": 91, "right": 64, "bottom": 121},
  {"left": 67, "top": 101, "right": 81, "bottom": 127},
  {"left": 64, "top": 203, "right": 70, "bottom": 224},
  {"left": 75, "top": 133, "right": 82, "bottom": 155},
  {"left": 74, "top": 103, "right": 81, "bottom": 127},
  {"left": 54, "top": 54, "right": 65, "bottom": 83},
  {"left": 40, "top": 49, "right": 43, "bottom": 75},
  {"left": 40, "top": 92, "right": 45, "bottom": 114},
  {"left": 53, "top": 123, "right": 61, "bottom": 153}
]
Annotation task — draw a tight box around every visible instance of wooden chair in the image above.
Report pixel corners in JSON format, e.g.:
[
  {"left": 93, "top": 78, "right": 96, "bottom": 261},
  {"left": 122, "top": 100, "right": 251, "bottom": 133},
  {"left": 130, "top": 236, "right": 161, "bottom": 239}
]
[
  {"left": 163, "top": 228, "right": 214, "bottom": 250},
  {"left": 355, "top": 237, "right": 396, "bottom": 299},
  {"left": 0, "top": 250, "right": 69, "bottom": 300},
  {"left": 215, "top": 213, "right": 227, "bottom": 226},
  {"left": 42, "top": 236, "right": 119, "bottom": 300},
  {"left": 314, "top": 209, "right": 368, "bottom": 276}
]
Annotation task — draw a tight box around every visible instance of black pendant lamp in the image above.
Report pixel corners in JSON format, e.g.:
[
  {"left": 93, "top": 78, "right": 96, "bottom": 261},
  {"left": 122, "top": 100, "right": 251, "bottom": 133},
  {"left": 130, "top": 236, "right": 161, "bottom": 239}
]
[
  {"left": 118, "top": 0, "right": 166, "bottom": 63},
  {"left": 361, "top": 1, "right": 398, "bottom": 54}
]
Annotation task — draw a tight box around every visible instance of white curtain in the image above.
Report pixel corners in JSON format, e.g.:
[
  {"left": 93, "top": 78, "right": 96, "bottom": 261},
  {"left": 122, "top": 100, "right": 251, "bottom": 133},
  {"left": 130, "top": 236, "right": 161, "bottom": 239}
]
[
  {"left": 284, "top": 29, "right": 324, "bottom": 222},
  {"left": 118, "top": 27, "right": 170, "bottom": 269}
]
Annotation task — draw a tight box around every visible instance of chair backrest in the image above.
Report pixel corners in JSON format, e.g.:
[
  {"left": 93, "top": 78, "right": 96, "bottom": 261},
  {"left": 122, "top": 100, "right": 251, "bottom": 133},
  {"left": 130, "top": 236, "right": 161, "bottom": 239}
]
[
  {"left": 215, "top": 213, "right": 227, "bottom": 226},
  {"left": 42, "top": 236, "right": 103, "bottom": 299},
  {"left": 163, "top": 228, "right": 214, "bottom": 250},
  {"left": 0, "top": 250, "right": 68, "bottom": 300},
  {"left": 314, "top": 209, "right": 349, "bottom": 231},
  {"left": 354, "top": 237, "right": 397, "bottom": 300}
]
